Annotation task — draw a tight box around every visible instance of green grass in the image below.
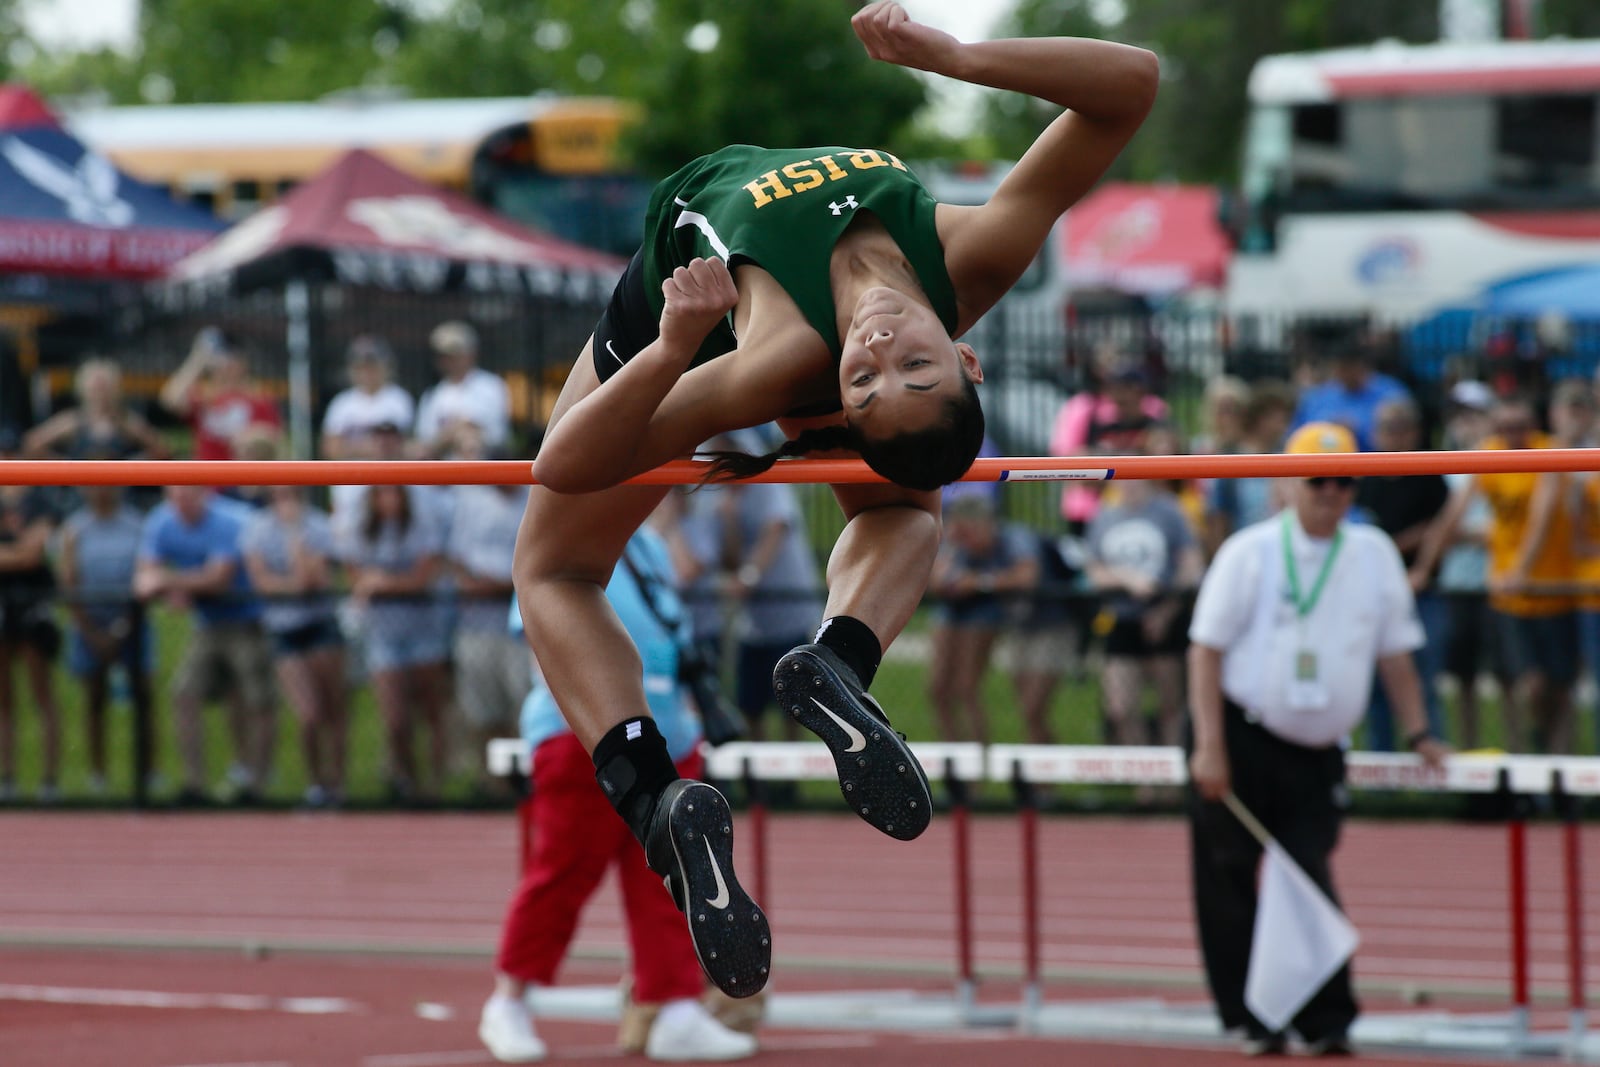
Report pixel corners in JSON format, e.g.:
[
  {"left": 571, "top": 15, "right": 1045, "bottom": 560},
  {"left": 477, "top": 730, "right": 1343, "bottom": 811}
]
[{"left": 4, "top": 606, "right": 475, "bottom": 806}]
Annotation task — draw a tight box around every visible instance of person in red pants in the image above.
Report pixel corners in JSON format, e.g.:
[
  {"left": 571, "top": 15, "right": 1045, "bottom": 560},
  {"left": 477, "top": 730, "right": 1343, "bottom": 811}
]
[{"left": 480, "top": 523, "right": 756, "bottom": 1063}]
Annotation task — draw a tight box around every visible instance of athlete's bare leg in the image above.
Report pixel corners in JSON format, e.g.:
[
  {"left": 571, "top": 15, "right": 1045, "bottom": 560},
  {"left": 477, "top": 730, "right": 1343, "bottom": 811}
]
[
  {"left": 512, "top": 340, "right": 769, "bottom": 1001},
  {"left": 512, "top": 339, "right": 668, "bottom": 750},
  {"left": 771, "top": 482, "right": 940, "bottom": 840},
  {"left": 821, "top": 485, "right": 942, "bottom": 644}
]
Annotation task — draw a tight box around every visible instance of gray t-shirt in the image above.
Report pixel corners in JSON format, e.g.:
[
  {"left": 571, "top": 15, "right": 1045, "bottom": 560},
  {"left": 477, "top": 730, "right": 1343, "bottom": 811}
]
[
  {"left": 240, "top": 506, "right": 340, "bottom": 634},
  {"left": 1436, "top": 471, "right": 1489, "bottom": 593},
  {"left": 337, "top": 492, "right": 450, "bottom": 644},
  {"left": 63, "top": 505, "right": 144, "bottom": 626},
  {"left": 1086, "top": 492, "right": 1196, "bottom": 620},
  {"left": 682, "top": 482, "right": 823, "bottom": 643},
  {"left": 448, "top": 485, "right": 527, "bottom": 633}
]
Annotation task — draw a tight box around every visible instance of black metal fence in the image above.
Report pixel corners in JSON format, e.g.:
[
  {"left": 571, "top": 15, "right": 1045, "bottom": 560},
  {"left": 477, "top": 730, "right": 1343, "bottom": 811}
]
[
  {"left": 1, "top": 581, "right": 1592, "bottom": 810},
  {"left": 30, "top": 279, "right": 608, "bottom": 458}
]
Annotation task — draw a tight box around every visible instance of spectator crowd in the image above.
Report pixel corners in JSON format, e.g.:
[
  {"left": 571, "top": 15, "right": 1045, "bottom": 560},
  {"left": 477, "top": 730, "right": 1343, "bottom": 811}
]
[
  {"left": 4, "top": 318, "right": 1600, "bottom": 806},
  {"left": 922, "top": 332, "right": 1600, "bottom": 764},
  {"left": 0, "top": 323, "right": 539, "bottom": 806}
]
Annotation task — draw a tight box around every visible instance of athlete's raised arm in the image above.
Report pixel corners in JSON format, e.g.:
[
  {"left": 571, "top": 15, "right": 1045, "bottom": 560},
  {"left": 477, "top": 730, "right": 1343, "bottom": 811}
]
[
  {"left": 534, "top": 258, "right": 743, "bottom": 494},
  {"left": 852, "top": 1, "right": 1159, "bottom": 319}
]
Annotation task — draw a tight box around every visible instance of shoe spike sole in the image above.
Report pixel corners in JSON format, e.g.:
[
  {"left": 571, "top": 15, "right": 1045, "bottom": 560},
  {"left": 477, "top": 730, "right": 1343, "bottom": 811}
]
[
  {"left": 663, "top": 781, "right": 771, "bottom": 999},
  {"left": 773, "top": 647, "right": 932, "bottom": 842}
]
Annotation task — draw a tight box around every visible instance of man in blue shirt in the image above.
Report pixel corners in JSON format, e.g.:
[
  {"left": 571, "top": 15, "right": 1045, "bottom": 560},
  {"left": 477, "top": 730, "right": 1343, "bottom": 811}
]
[
  {"left": 135, "top": 485, "right": 275, "bottom": 805},
  {"left": 1289, "top": 344, "right": 1412, "bottom": 452}
]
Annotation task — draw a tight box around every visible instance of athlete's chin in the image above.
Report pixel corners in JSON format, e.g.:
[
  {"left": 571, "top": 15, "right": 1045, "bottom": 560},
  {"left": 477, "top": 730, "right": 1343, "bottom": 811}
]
[{"left": 852, "top": 287, "right": 904, "bottom": 321}]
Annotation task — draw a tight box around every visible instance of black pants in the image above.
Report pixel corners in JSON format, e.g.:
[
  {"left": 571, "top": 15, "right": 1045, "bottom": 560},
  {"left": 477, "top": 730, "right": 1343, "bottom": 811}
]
[{"left": 1187, "top": 701, "right": 1359, "bottom": 1042}]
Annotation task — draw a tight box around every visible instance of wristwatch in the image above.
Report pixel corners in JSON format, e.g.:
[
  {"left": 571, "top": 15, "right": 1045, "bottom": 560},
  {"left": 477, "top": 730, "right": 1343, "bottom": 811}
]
[
  {"left": 1405, "top": 729, "right": 1436, "bottom": 751},
  {"left": 737, "top": 563, "right": 762, "bottom": 588}
]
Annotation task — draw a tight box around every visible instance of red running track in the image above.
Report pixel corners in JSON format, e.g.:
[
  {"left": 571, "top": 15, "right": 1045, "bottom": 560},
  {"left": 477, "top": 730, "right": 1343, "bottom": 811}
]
[
  {"left": 1, "top": 811, "right": 1595, "bottom": 1001},
  {"left": 2, "top": 811, "right": 1590, "bottom": 1066},
  {"left": 0, "top": 949, "right": 1528, "bottom": 1067}
]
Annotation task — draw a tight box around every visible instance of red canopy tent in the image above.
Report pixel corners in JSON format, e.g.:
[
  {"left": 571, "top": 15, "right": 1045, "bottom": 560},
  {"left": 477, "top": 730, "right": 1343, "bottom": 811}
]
[
  {"left": 165, "top": 149, "right": 626, "bottom": 459},
  {"left": 1060, "top": 183, "right": 1231, "bottom": 295},
  {"left": 168, "top": 147, "right": 623, "bottom": 298}
]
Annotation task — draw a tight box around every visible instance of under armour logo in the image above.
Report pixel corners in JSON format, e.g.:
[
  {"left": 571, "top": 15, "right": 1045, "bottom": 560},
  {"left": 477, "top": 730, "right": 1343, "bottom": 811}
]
[{"left": 829, "top": 196, "right": 859, "bottom": 216}]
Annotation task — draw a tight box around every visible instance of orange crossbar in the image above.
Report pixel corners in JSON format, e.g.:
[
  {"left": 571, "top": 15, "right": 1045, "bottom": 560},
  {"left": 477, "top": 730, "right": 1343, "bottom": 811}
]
[{"left": 2, "top": 449, "right": 1600, "bottom": 488}]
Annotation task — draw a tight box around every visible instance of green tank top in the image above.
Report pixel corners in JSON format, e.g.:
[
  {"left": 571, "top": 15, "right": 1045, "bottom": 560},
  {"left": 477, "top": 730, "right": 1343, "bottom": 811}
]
[{"left": 640, "top": 144, "right": 958, "bottom": 366}]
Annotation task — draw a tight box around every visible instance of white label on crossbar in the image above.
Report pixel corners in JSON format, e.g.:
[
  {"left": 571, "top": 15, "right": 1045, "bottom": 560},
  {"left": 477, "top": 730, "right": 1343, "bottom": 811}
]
[{"left": 997, "top": 468, "right": 1113, "bottom": 482}]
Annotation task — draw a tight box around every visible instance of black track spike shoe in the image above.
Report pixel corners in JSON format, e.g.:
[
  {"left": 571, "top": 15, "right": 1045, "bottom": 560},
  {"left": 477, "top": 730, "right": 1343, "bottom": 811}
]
[
  {"left": 772, "top": 644, "right": 932, "bottom": 841},
  {"left": 643, "top": 779, "right": 771, "bottom": 998}
]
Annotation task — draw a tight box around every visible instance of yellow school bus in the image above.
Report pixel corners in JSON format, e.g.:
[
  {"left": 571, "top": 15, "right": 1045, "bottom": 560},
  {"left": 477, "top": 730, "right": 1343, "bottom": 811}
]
[{"left": 64, "top": 92, "right": 649, "bottom": 257}]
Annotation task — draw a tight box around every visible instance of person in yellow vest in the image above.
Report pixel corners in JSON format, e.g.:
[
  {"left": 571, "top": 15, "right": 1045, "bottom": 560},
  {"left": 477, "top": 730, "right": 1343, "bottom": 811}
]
[
  {"left": 1501, "top": 380, "right": 1595, "bottom": 754},
  {"left": 1571, "top": 429, "right": 1600, "bottom": 754},
  {"left": 1412, "top": 392, "right": 1578, "bottom": 753}
]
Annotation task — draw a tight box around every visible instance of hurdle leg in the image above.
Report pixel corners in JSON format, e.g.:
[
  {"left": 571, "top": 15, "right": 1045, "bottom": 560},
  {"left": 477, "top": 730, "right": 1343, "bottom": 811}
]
[
  {"left": 743, "top": 758, "right": 770, "bottom": 911},
  {"left": 948, "top": 759, "right": 975, "bottom": 1019},
  {"left": 1507, "top": 790, "right": 1531, "bottom": 1050},
  {"left": 1557, "top": 774, "right": 1586, "bottom": 1061},
  {"left": 1014, "top": 762, "right": 1041, "bottom": 1028}
]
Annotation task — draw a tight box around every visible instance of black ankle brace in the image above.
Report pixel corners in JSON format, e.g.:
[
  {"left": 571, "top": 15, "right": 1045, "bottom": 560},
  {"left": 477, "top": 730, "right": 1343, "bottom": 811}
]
[
  {"left": 592, "top": 717, "right": 679, "bottom": 847},
  {"left": 814, "top": 615, "right": 882, "bottom": 690}
]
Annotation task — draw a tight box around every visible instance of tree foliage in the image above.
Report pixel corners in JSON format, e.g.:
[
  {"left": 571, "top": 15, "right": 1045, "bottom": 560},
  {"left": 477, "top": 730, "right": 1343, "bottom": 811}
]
[
  {"left": 13, "top": 0, "right": 1600, "bottom": 186},
  {"left": 618, "top": 0, "right": 925, "bottom": 173},
  {"left": 988, "top": 0, "right": 1442, "bottom": 184},
  {"left": 19, "top": 0, "right": 925, "bottom": 178}
]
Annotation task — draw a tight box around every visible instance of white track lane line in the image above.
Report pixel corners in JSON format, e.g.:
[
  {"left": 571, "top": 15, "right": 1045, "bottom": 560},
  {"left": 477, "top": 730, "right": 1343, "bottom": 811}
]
[
  {"left": 0, "top": 984, "right": 357, "bottom": 1014},
  {"left": 364, "top": 1035, "right": 884, "bottom": 1067}
]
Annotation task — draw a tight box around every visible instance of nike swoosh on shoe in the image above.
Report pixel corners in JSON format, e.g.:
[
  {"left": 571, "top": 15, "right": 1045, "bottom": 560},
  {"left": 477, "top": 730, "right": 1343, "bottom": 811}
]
[
  {"left": 703, "top": 837, "right": 731, "bottom": 909},
  {"left": 811, "top": 697, "right": 866, "bottom": 753}
]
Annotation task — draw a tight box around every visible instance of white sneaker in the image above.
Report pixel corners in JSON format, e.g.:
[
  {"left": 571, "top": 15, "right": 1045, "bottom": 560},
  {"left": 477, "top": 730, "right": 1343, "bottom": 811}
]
[
  {"left": 645, "top": 999, "right": 757, "bottom": 1062},
  {"left": 478, "top": 993, "right": 547, "bottom": 1063}
]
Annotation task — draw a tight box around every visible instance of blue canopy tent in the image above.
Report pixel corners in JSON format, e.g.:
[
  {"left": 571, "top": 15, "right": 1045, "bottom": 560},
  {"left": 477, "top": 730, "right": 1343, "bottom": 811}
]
[
  {"left": 1405, "top": 263, "right": 1600, "bottom": 382},
  {"left": 1477, "top": 264, "right": 1600, "bottom": 320},
  {"left": 0, "top": 84, "right": 226, "bottom": 437},
  {"left": 0, "top": 83, "right": 223, "bottom": 280}
]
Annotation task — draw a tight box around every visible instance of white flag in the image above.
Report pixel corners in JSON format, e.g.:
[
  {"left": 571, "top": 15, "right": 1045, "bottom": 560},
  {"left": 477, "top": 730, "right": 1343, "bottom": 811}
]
[{"left": 1244, "top": 839, "right": 1360, "bottom": 1033}]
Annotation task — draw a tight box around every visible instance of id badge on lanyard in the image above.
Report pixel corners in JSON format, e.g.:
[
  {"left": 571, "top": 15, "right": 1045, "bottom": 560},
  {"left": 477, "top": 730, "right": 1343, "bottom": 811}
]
[
  {"left": 1282, "top": 514, "right": 1339, "bottom": 713},
  {"left": 1288, "top": 625, "right": 1330, "bottom": 711}
]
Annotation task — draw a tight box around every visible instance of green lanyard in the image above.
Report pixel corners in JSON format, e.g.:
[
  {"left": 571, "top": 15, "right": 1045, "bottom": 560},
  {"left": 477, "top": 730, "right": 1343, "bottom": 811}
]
[{"left": 1280, "top": 512, "right": 1343, "bottom": 619}]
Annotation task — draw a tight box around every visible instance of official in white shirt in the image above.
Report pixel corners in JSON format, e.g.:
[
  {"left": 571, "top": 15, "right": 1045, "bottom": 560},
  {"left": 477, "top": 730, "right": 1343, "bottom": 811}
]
[{"left": 1186, "top": 421, "right": 1449, "bottom": 1057}]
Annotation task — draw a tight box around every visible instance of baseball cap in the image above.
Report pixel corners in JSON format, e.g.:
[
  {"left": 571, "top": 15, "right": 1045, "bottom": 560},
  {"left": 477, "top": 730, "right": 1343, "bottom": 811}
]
[
  {"left": 1449, "top": 380, "right": 1495, "bottom": 412},
  {"left": 1105, "top": 359, "right": 1147, "bottom": 386},
  {"left": 1284, "top": 422, "right": 1357, "bottom": 455},
  {"left": 430, "top": 320, "right": 478, "bottom": 356},
  {"left": 347, "top": 334, "right": 393, "bottom": 366}
]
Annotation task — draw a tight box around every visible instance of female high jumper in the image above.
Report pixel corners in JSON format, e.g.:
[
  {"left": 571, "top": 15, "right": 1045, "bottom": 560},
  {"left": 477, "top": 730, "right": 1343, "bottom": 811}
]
[{"left": 512, "top": 0, "right": 1159, "bottom": 999}]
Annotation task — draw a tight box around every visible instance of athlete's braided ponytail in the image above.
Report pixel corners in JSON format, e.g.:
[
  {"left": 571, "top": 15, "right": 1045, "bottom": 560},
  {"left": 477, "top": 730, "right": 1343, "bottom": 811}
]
[{"left": 699, "top": 425, "right": 858, "bottom": 483}]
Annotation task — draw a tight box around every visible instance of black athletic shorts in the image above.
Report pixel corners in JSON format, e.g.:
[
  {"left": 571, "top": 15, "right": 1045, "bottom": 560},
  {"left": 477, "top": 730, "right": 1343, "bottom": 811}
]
[
  {"left": 591, "top": 249, "right": 839, "bottom": 418},
  {"left": 591, "top": 250, "right": 660, "bottom": 385}
]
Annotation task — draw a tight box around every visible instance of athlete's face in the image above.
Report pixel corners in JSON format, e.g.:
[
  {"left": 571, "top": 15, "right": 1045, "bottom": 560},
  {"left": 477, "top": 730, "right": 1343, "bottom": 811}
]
[{"left": 838, "top": 288, "right": 982, "bottom": 438}]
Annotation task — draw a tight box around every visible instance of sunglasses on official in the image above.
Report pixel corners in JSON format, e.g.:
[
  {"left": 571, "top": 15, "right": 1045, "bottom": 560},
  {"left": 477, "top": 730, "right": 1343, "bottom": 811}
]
[{"left": 1305, "top": 476, "right": 1357, "bottom": 490}]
